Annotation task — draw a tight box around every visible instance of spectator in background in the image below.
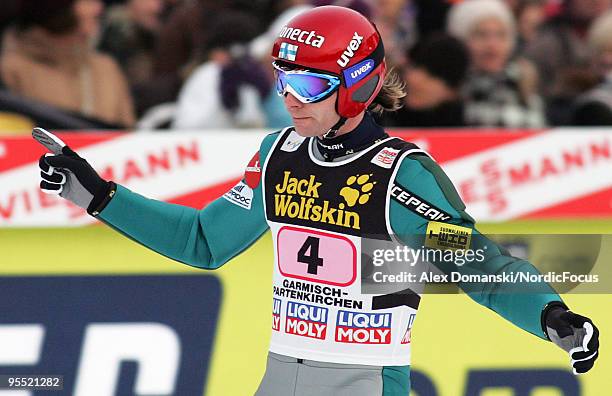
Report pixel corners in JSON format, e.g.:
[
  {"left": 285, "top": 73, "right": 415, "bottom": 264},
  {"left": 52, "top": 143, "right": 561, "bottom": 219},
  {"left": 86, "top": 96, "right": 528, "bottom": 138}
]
[
  {"left": 133, "top": 0, "right": 231, "bottom": 115},
  {"left": 249, "top": 0, "right": 313, "bottom": 129},
  {"left": 384, "top": 34, "right": 470, "bottom": 127},
  {"left": 448, "top": 0, "right": 546, "bottom": 128},
  {"left": 0, "top": 0, "right": 20, "bottom": 51},
  {"left": 98, "top": 0, "right": 164, "bottom": 85},
  {"left": 514, "top": 0, "right": 547, "bottom": 54},
  {"left": 137, "top": 0, "right": 274, "bottom": 115},
  {"left": 372, "top": 0, "right": 416, "bottom": 67},
  {"left": 172, "top": 11, "right": 270, "bottom": 129},
  {"left": 413, "top": 0, "right": 453, "bottom": 37},
  {"left": 570, "top": 10, "right": 612, "bottom": 125},
  {"left": 524, "top": 0, "right": 611, "bottom": 119},
  {"left": 1, "top": 0, "right": 135, "bottom": 128}
]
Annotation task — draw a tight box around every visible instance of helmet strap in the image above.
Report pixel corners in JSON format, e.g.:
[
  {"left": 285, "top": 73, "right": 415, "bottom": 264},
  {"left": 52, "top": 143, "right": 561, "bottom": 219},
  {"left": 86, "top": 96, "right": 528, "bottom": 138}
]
[{"left": 322, "top": 116, "right": 347, "bottom": 139}]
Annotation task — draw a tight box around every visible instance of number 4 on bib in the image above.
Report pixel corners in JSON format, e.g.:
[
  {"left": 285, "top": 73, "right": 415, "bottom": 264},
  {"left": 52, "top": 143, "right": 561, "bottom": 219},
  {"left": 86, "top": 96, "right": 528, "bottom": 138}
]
[
  {"left": 298, "top": 237, "right": 324, "bottom": 274},
  {"left": 277, "top": 226, "right": 357, "bottom": 286}
]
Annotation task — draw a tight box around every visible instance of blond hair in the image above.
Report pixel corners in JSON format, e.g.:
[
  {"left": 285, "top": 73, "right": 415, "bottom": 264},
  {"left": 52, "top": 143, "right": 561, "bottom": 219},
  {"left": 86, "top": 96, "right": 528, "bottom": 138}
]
[{"left": 368, "top": 69, "right": 406, "bottom": 114}]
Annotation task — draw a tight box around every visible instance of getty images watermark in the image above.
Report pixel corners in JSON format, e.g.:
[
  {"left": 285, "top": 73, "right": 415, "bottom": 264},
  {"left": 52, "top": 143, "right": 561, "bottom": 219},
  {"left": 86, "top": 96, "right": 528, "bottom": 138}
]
[
  {"left": 361, "top": 227, "right": 605, "bottom": 295},
  {"left": 370, "top": 246, "right": 599, "bottom": 285}
]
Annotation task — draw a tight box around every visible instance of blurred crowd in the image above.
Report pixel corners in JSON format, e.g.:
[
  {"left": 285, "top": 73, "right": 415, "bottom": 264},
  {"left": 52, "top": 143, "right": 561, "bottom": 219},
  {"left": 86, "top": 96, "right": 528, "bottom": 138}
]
[{"left": 1, "top": 0, "right": 612, "bottom": 132}]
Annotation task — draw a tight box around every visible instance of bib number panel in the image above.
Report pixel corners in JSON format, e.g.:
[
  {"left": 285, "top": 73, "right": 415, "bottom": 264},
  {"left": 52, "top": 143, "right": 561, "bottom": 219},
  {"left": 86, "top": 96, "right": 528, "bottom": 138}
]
[{"left": 276, "top": 226, "right": 357, "bottom": 286}]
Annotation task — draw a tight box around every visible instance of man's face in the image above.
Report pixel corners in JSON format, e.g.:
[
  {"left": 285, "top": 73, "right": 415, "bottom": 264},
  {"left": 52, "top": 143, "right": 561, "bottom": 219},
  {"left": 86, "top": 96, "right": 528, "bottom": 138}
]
[
  {"left": 467, "top": 17, "right": 513, "bottom": 74},
  {"left": 283, "top": 92, "right": 340, "bottom": 137}
]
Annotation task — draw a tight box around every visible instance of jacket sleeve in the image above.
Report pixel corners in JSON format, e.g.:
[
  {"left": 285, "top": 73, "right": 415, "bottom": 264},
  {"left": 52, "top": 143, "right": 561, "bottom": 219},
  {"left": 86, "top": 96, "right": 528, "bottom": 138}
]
[
  {"left": 389, "top": 153, "right": 563, "bottom": 339},
  {"left": 97, "top": 132, "right": 280, "bottom": 269}
]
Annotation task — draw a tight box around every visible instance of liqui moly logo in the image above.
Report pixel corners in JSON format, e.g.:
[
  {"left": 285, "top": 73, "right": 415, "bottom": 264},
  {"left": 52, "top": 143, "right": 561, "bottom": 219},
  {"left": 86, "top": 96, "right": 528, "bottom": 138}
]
[
  {"left": 272, "top": 298, "right": 281, "bottom": 331},
  {"left": 285, "top": 302, "right": 328, "bottom": 340},
  {"left": 335, "top": 310, "right": 391, "bottom": 344}
]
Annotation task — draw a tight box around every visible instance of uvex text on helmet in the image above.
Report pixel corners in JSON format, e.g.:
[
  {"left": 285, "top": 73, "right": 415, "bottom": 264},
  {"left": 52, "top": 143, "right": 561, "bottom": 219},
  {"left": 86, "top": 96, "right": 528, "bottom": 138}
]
[{"left": 271, "top": 6, "right": 386, "bottom": 118}]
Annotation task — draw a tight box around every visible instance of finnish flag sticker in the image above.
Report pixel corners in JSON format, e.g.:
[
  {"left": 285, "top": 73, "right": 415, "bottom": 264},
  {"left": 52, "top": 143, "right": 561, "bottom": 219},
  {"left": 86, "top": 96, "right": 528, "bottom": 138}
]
[{"left": 278, "top": 42, "right": 298, "bottom": 61}]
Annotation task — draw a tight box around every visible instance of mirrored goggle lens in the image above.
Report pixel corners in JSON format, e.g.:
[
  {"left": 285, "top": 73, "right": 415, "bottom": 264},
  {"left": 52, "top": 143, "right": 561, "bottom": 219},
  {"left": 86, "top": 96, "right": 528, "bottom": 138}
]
[
  {"left": 276, "top": 71, "right": 287, "bottom": 95},
  {"left": 275, "top": 70, "right": 338, "bottom": 102},
  {"left": 287, "top": 73, "right": 335, "bottom": 99}
]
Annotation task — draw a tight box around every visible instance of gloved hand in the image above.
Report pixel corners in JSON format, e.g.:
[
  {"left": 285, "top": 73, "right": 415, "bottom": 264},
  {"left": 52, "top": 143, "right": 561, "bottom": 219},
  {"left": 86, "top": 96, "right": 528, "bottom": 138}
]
[
  {"left": 35, "top": 127, "right": 116, "bottom": 216},
  {"left": 543, "top": 303, "right": 599, "bottom": 375}
]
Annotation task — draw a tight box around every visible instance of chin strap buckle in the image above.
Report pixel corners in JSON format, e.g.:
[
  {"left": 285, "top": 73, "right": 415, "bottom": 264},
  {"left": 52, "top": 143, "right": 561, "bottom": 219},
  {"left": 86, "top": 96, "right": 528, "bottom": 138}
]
[{"left": 322, "top": 116, "right": 347, "bottom": 139}]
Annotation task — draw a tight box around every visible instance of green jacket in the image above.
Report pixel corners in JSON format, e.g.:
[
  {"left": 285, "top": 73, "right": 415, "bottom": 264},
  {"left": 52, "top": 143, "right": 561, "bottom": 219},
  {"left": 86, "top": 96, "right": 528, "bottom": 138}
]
[{"left": 99, "top": 131, "right": 561, "bottom": 340}]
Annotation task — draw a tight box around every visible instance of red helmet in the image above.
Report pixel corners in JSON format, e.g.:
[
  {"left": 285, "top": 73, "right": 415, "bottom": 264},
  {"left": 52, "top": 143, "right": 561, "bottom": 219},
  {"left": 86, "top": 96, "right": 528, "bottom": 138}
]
[{"left": 271, "top": 6, "right": 386, "bottom": 119}]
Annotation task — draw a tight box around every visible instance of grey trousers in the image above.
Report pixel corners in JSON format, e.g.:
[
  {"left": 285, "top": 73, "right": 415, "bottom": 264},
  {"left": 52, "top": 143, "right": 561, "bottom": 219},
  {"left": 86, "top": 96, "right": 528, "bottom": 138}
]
[{"left": 254, "top": 352, "right": 384, "bottom": 396}]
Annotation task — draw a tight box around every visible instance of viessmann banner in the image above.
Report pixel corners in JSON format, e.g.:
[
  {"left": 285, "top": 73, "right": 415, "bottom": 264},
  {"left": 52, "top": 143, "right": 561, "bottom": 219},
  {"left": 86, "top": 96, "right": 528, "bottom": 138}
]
[{"left": 1, "top": 129, "right": 611, "bottom": 226}]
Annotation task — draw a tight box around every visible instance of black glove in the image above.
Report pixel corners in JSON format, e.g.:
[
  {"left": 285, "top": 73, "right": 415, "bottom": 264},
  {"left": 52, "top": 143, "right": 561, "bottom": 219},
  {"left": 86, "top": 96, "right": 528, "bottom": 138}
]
[
  {"left": 543, "top": 302, "right": 599, "bottom": 374},
  {"left": 35, "top": 128, "right": 115, "bottom": 216}
]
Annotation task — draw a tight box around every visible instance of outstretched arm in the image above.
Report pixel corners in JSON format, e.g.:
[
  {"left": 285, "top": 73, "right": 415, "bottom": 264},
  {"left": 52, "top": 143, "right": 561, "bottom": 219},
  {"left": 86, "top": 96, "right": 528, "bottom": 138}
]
[
  {"left": 390, "top": 153, "right": 599, "bottom": 373},
  {"left": 36, "top": 127, "right": 280, "bottom": 270},
  {"left": 97, "top": 182, "right": 267, "bottom": 269}
]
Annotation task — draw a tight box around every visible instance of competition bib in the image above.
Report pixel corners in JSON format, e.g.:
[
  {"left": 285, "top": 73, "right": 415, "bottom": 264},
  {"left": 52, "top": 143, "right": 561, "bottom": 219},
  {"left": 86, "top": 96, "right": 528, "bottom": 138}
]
[{"left": 263, "top": 129, "right": 424, "bottom": 366}]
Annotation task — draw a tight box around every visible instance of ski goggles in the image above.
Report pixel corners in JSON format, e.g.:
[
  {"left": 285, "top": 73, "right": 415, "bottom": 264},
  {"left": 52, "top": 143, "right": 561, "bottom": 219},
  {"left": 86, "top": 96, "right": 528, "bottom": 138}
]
[{"left": 273, "top": 61, "right": 341, "bottom": 103}]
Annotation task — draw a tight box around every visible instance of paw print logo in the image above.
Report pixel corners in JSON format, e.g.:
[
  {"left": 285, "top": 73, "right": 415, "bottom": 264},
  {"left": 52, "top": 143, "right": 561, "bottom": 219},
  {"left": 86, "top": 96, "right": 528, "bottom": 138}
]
[{"left": 339, "top": 174, "right": 376, "bottom": 208}]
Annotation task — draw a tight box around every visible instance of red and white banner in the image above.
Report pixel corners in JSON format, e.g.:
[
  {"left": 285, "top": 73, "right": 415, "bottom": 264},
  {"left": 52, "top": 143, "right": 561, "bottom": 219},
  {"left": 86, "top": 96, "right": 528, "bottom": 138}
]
[
  {"left": 0, "top": 131, "right": 267, "bottom": 227},
  {"left": 398, "top": 129, "right": 612, "bottom": 221},
  {"left": 0, "top": 128, "right": 611, "bottom": 227}
]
